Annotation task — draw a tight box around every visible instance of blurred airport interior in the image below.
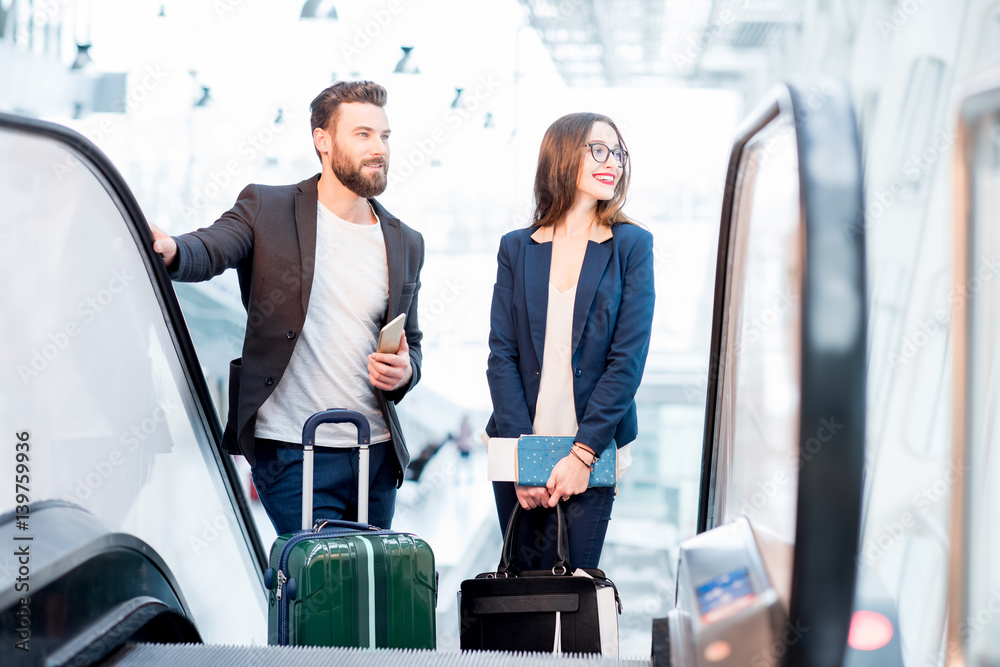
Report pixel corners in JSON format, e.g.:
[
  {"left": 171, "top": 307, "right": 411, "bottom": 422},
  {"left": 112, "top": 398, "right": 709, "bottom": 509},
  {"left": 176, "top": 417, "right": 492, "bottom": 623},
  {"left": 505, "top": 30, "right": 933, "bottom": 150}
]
[
  {"left": 3, "top": 0, "right": 991, "bottom": 661},
  {"left": 1, "top": 1, "right": 749, "bottom": 652}
]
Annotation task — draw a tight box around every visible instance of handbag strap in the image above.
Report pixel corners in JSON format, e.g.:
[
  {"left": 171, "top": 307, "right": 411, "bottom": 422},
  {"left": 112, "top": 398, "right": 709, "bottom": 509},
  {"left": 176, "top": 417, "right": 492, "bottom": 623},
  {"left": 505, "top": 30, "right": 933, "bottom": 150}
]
[{"left": 498, "top": 503, "right": 572, "bottom": 576}]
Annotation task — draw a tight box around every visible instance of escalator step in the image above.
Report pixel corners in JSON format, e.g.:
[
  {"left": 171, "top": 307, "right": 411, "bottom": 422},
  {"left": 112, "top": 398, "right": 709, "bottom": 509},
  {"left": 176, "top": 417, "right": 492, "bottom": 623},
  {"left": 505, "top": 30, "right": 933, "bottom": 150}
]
[{"left": 102, "top": 643, "right": 653, "bottom": 667}]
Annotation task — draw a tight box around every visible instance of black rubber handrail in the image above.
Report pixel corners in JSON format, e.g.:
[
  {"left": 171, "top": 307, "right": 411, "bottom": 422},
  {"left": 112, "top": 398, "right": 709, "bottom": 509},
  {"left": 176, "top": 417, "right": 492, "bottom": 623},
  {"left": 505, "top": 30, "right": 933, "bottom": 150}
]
[{"left": 44, "top": 596, "right": 201, "bottom": 666}]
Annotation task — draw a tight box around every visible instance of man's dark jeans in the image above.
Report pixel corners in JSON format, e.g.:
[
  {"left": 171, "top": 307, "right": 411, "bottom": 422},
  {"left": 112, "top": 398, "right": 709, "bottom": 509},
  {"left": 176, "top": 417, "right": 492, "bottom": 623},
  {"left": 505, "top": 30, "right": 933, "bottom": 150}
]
[{"left": 252, "top": 438, "right": 397, "bottom": 535}]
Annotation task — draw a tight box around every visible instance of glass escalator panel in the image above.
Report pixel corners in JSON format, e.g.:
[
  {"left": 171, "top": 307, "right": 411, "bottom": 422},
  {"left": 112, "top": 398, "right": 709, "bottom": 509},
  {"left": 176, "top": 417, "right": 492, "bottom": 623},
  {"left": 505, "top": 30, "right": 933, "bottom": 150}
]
[
  {"left": 714, "top": 116, "right": 801, "bottom": 610},
  {"left": 0, "top": 115, "right": 266, "bottom": 644}
]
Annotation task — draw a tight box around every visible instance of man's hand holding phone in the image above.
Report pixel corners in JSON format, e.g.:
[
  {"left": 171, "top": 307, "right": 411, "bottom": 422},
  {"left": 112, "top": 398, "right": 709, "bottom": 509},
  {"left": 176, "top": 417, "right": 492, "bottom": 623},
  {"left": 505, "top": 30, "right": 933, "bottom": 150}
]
[{"left": 368, "top": 314, "right": 412, "bottom": 391}]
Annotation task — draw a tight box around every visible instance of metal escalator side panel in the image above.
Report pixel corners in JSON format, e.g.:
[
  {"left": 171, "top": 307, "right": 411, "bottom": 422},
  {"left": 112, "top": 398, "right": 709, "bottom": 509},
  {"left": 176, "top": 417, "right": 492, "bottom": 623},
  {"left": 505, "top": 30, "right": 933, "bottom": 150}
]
[
  {"left": 950, "top": 64, "right": 1000, "bottom": 665},
  {"left": 671, "top": 518, "right": 787, "bottom": 666}
]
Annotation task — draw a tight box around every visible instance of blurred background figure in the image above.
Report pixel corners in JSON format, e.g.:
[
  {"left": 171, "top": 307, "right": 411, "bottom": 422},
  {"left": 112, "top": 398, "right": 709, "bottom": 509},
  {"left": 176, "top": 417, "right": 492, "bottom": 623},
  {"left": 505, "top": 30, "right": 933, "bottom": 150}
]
[{"left": 455, "top": 415, "right": 473, "bottom": 460}]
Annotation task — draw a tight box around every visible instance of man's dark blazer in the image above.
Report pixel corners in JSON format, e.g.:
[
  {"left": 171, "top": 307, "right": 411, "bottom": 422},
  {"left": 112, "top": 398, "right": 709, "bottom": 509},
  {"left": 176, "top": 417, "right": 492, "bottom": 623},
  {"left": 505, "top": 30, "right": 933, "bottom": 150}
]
[
  {"left": 485, "top": 222, "right": 655, "bottom": 457},
  {"left": 168, "top": 174, "right": 424, "bottom": 483}
]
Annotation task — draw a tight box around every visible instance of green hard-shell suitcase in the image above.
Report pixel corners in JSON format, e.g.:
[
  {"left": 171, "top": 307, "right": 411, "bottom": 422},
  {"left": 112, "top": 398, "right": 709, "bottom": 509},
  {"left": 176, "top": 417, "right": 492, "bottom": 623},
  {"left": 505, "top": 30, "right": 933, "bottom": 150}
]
[{"left": 263, "top": 409, "right": 437, "bottom": 648}]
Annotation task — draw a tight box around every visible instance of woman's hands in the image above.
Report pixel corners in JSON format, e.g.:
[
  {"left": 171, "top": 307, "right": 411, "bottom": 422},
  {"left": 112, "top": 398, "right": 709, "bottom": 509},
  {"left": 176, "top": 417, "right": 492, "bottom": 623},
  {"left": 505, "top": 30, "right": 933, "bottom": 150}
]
[
  {"left": 543, "top": 444, "right": 595, "bottom": 508},
  {"left": 516, "top": 443, "right": 597, "bottom": 509},
  {"left": 515, "top": 485, "right": 552, "bottom": 510}
]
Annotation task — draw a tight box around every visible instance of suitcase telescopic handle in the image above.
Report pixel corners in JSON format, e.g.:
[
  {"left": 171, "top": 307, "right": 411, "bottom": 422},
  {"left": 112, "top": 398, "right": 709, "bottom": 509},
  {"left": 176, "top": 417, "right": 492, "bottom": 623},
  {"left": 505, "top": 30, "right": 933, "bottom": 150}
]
[
  {"left": 300, "top": 409, "right": 372, "bottom": 531},
  {"left": 303, "top": 409, "right": 371, "bottom": 446}
]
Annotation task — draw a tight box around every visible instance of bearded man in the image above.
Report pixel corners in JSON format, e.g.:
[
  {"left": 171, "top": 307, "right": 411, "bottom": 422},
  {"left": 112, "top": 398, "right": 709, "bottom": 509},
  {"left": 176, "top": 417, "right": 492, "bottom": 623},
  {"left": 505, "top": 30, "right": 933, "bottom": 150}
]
[{"left": 151, "top": 81, "right": 424, "bottom": 534}]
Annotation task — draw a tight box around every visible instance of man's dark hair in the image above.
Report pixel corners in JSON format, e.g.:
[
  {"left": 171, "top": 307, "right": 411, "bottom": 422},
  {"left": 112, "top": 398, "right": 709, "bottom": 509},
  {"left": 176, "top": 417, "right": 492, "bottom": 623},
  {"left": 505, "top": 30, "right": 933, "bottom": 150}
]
[{"left": 309, "top": 81, "right": 387, "bottom": 160}]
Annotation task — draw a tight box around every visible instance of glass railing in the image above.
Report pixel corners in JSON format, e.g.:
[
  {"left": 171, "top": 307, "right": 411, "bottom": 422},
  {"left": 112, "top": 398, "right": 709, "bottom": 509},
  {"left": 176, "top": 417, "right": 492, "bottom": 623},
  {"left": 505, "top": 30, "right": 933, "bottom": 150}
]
[{"left": 0, "top": 113, "right": 267, "bottom": 644}]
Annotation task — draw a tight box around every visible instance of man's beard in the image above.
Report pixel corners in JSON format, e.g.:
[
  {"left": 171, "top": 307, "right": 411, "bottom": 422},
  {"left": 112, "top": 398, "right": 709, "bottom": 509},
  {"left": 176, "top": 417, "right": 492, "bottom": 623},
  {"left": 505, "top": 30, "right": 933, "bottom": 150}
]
[{"left": 330, "top": 142, "right": 388, "bottom": 198}]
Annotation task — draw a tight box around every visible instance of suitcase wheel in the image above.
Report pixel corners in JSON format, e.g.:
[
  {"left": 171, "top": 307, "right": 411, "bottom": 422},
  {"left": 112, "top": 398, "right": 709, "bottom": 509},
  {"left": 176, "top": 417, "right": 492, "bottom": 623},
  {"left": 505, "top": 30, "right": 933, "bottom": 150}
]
[
  {"left": 286, "top": 577, "right": 298, "bottom": 601},
  {"left": 263, "top": 568, "right": 275, "bottom": 590}
]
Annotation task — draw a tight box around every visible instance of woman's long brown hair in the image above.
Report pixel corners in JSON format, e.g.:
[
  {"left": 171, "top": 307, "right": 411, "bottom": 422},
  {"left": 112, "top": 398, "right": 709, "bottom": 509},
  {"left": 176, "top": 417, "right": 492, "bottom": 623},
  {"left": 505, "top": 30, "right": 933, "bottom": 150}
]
[{"left": 531, "top": 112, "right": 632, "bottom": 229}]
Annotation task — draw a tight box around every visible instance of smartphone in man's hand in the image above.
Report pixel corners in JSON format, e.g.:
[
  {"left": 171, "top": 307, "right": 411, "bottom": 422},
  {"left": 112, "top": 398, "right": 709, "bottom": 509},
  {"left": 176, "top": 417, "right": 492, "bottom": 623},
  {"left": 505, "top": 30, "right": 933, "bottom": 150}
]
[{"left": 377, "top": 313, "right": 406, "bottom": 354}]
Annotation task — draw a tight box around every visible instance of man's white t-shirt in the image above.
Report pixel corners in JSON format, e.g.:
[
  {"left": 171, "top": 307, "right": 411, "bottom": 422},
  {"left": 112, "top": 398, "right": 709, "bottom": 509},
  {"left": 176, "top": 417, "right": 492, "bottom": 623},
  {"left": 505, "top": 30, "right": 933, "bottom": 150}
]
[{"left": 255, "top": 202, "right": 392, "bottom": 447}]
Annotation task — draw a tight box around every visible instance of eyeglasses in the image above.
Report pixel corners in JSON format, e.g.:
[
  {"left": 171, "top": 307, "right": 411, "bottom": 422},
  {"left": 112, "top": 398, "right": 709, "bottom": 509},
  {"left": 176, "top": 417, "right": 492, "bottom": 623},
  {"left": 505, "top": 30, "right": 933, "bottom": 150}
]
[{"left": 583, "top": 142, "right": 628, "bottom": 166}]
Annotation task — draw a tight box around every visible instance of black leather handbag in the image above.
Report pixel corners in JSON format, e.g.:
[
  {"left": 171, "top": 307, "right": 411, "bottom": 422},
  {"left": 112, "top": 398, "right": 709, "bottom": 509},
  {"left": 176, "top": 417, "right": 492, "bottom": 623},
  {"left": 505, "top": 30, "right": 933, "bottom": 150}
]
[{"left": 459, "top": 504, "right": 622, "bottom": 655}]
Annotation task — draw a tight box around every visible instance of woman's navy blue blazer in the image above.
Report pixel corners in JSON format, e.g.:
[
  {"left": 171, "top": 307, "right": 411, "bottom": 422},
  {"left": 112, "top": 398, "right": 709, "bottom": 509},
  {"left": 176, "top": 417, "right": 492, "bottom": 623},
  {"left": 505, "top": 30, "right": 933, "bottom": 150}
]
[{"left": 485, "top": 223, "right": 656, "bottom": 457}]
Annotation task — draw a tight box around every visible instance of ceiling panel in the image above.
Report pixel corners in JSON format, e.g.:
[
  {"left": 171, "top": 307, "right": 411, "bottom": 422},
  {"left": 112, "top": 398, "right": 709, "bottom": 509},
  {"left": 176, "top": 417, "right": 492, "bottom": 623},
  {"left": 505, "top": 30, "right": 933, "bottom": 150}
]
[{"left": 519, "top": 0, "right": 804, "bottom": 89}]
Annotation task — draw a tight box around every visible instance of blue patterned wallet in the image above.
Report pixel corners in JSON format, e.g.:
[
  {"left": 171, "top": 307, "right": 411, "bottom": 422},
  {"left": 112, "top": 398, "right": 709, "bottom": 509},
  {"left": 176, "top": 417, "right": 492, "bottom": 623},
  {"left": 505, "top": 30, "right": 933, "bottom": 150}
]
[{"left": 515, "top": 436, "right": 617, "bottom": 487}]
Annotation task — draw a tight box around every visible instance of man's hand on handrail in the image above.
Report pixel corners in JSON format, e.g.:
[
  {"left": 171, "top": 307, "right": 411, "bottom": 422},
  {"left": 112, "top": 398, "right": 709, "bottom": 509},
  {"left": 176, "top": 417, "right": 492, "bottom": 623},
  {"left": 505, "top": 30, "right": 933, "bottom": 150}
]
[{"left": 150, "top": 223, "right": 178, "bottom": 268}]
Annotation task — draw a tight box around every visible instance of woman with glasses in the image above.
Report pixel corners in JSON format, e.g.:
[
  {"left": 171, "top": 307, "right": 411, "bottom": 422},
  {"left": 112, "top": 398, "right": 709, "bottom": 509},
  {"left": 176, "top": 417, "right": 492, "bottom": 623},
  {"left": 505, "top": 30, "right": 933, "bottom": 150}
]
[{"left": 485, "top": 112, "right": 655, "bottom": 570}]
